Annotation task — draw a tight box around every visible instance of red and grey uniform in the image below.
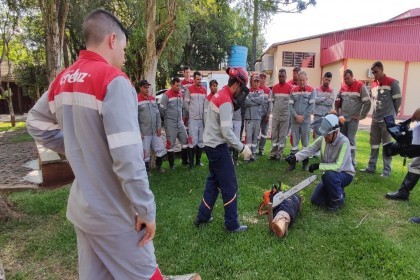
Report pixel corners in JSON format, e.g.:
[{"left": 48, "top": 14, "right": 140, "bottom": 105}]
[
  {"left": 364, "top": 75, "right": 402, "bottom": 176},
  {"left": 287, "top": 79, "right": 298, "bottom": 86},
  {"left": 337, "top": 80, "right": 371, "bottom": 166},
  {"left": 258, "top": 85, "right": 272, "bottom": 154},
  {"left": 160, "top": 88, "right": 188, "bottom": 151},
  {"left": 137, "top": 94, "right": 166, "bottom": 161},
  {"left": 270, "top": 82, "right": 292, "bottom": 159},
  {"left": 295, "top": 132, "right": 355, "bottom": 208},
  {"left": 196, "top": 86, "right": 245, "bottom": 231},
  {"left": 244, "top": 88, "right": 264, "bottom": 155},
  {"left": 184, "top": 84, "right": 206, "bottom": 148},
  {"left": 204, "top": 92, "right": 215, "bottom": 124},
  {"left": 289, "top": 85, "right": 316, "bottom": 153},
  {"left": 26, "top": 50, "right": 158, "bottom": 278},
  {"left": 181, "top": 78, "right": 194, "bottom": 127},
  {"left": 313, "top": 85, "right": 335, "bottom": 138}
]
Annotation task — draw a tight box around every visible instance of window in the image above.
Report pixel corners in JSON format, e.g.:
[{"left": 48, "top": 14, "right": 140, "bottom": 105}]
[{"left": 282, "top": 51, "right": 315, "bottom": 68}]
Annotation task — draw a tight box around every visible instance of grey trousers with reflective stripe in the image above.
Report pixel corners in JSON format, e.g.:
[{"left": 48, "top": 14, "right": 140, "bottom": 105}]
[
  {"left": 75, "top": 226, "right": 158, "bottom": 280},
  {"left": 291, "top": 122, "right": 310, "bottom": 152},
  {"left": 245, "top": 119, "right": 261, "bottom": 153},
  {"left": 366, "top": 121, "right": 392, "bottom": 175},
  {"left": 270, "top": 118, "right": 289, "bottom": 158},
  {"left": 340, "top": 119, "right": 359, "bottom": 165},
  {"left": 409, "top": 157, "right": 420, "bottom": 174}
]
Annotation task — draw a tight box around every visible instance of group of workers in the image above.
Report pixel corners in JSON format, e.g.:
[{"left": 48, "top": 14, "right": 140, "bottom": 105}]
[{"left": 25, "top": 8, "right": 419, "bottom": 280}]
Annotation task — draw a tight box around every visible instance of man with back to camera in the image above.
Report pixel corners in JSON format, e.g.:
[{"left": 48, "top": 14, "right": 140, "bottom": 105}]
[
  {"left": 288, "top": 71, "right": 316, "bottom": 171},
  {"left": 26, "top": 9, "right": 199, "bottom": 280},
  {"left": 285, "top": 114, "right": 355, "bottom": 211},
  {"left": 335, "top": 69, "right": 371, "bottom": 167},
  {"left": 184, "top": 71, "right": 206, "bottom": 169},
  {"left": 360, "top": 61, "right": 402, "bottom": 177},
  {"left": 160, "top": 77, "right": 189, "bottom": 170},
  {"left": 137, "top": 79, "right": 166, "bottom": 175},
  {"left": 269, "top": 69, "right": 293, "bottom": 160},
  {"left": 194, "top": 67, "right": 252, "bottom": 233},
  {"left": 257, "top": 72, "right": 272, "bottom": 156}
]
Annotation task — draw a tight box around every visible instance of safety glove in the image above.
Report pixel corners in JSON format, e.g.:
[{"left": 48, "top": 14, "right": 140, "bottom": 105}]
[
  {"left": 308, "top": 163, "right": 320, "bottom": 173},
  {"left": 241, "top": 145, "right": 252, "bottom": 160}
]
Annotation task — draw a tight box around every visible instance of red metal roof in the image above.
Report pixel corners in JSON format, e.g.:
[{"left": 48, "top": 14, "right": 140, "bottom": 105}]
[{"left": 320, "top": 16, "right": 420, "bottom": 65}]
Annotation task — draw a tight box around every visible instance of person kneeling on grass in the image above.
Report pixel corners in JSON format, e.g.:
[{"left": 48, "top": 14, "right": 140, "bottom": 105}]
[{"left": 285, "top": 114, "right": 355, "bottom": 211}]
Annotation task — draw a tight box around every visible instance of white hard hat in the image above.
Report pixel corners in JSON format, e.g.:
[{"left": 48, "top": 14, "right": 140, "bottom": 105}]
[{"left": 318, "top": 114, "right": 340, "bottom": 136}]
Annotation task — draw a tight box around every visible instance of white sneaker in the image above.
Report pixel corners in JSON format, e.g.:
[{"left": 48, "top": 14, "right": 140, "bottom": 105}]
[{"left": 164, "top": 273, "right": 201, "bottom": 280}]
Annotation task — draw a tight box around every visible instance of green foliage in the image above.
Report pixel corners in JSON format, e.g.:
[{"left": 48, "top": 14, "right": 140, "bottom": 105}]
[
  {"left": 0, "top": 121, "right": 26, "bottom": 132},
  {"left": 1, "top": 131, "right": 419, "bottom": 279},
  {"left": 14, "top": 62, "right": 48, "bottom": 100}
]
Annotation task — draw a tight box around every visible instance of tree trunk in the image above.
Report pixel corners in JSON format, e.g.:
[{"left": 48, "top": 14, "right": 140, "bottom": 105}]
[
  {"left": 144, "top": 0, "right": 177, "bottom": 95},
  {"left": 39, "top": 0, "right": 69, "bottom": 83},
  {"left": 251, "top": 0, "right": 259, "bottom": 71}
]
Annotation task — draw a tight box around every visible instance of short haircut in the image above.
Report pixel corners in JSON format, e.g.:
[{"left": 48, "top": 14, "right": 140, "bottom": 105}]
[
  {"left": 298, "top": 70, "right": 307, "bottom": 78},
  {"left": 371, "top": 61, "right": 384, "bottom": 71},
  {"left": 210, "top": 79, "right": 218, "bottom": 86},
  {"left": 82, "top": 9, "right": 128, "bottom": 47},
  {"left": 324, "top": 72, "right": 332, "bottom": 78},
  {"left": 182, "top": 66, "right": 190, "bottom": 72},
  {"left": 193, "top": 71, "right": 201, "bottom": 78},
  {"left": 227, "top": 77, "right": 238, "bottom": 87},
  {"left": 344, "top": 69, "right": 353, "bottom": 77},
  {"left": 171, "top": 77, "right": 181, "bottom": 85},
  {"left": 278, "top": 68, "right": 287, "bottom": 75}
]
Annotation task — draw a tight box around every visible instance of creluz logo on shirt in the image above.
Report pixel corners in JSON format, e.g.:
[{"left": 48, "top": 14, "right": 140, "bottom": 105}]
[{"left": 60, "top": 69, "right": 89, "bottom": 85}]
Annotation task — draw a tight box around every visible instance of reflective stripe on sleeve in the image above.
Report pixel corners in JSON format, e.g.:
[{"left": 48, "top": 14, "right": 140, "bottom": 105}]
[{"left": 107, "top": 131, "right": 142, "bottom": 149}]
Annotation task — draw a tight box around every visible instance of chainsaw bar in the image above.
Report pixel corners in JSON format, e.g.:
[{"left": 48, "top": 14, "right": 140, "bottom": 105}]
[{"left": 271, "top": 175, "right": 317, "bottom": 208}]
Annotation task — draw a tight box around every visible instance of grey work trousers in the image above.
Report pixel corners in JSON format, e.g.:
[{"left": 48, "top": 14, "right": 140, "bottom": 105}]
[
  {"left": 340, "top": 119, "right": 359, "bottom": 166},
  {"left": 165, "top": 125, "right": 188, "bottom": 151},
  {"left": 75, "top": 226, "right": 158, "bottom": 280},
  {"left": 290, "top": 122, "right": 310, "bottom": 152},
  {"left": 188, "top": 119, "right": 204, "bottom": 148},
  {"left": 365, "top": 121, "right": 392, "bottom": 175},
  {"left": 409, "top": 157, "right": 420, "bottom": 174},
  {"left": 258, "top": 115, "right": 269, "bottom": 153},
  {"left": 143, "top": 135, "right": 167, "bottom": 162},
  {"left": 245, "top": 119, "right": 261, "bottom": 153},
  {"left": 270, "top": 118, "right": 289, "bottom": 158}
]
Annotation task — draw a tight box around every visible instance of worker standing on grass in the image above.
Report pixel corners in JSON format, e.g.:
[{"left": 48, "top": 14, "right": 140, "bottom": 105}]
[
  {"left": 137, "top": 79, "right": 166, "bottom": 175},
  {"left": 26, "top": 8, "right": 199, "bottom": 280},
  {"left": 257, "top": 72, "right": 272, "bottom": 156},
  {"left": 194, "top": 67, "right": 252, "bottom": 233},
  {"left": 285, "top": 114, "right": 355, "bottom": 211}
]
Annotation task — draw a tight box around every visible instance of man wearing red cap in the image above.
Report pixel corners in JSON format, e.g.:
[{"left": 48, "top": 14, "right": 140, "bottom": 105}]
[{"left": 194, "top": 67, "right": 251, "bottom": 233}]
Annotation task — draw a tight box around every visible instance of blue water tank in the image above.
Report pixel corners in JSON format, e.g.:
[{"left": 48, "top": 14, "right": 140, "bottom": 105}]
[{"left": 227, "top": 45, "right": 248, "bottom": 69}]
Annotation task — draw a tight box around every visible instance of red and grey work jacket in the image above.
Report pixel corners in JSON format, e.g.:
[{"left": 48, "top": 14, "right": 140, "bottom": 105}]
[
  {"left": 289, "top": 85, "right": 316, "bottom": 124},
  {"left": 314, "top": 86, "right": 335, "bottom": 117},
  {"left": 370, "top": 75, "right": 402, "bottom": 122},
  {"left": 138, "top": 94, "right": 161, "bottom": 136},
  {"left": 271, "top": 82, "right": 292, "bottom": 120},
  {"left": 338, "top": 80, "right": 371, "bottom": 121},
  {"left": 184, "top": 84, "right": 206, "bottom": 120}
]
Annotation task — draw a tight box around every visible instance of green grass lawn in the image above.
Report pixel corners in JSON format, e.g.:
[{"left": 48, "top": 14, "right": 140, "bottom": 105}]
[
  {"left": 0, "top": 121, "right": 33, "bottom": 143},
  {"left": 1, "top": 131, "right": 419, "bottom": 279}
]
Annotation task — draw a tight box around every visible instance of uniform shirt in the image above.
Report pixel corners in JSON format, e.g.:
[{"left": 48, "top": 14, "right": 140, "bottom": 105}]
[
  {"left": 271, "top": 82, "right": 292, "bottom": 120},
  {"left": 181, "top": 78, "right": 194, "bottom": 89},
  {"left": 138, "top": 94, "right": 161, "bottom": 136},
  {"left": 338, "top": 80, "right": 371, "bottom": 121},
  {"left": 203, "top": 86, "right": 245, "bottom": 151},
  {"left": 184, "top": 84, "right": 206, "bottom": 120},
  {"left": 244, "top": 87, "right": 264, "bottom": 120},
  {"left": 289, "top": 85, "right": 316, "bottom": 124},
  {"left": 370, "top": 75, "right": 402, "bottom": 122},
  {"left": 260, "top": 85, "right": 272, "bottom": 116},
  {"left": 296, "top": 132, "right": 355, "bottom": 176},
  {"left": 287, "top": 79, "right": 298, "bottom": 86},
  {"left": 160, "top": 88, "right": 184, "bottom": 128},
  {"left": 204, "top": 92, "right": 215, "bottom": 123},
  {"left": 314, "top": 85, "right": 335, "bottom": 117},
  {"left": 26, "top": 50, "right": 155, "bottom": 235}
]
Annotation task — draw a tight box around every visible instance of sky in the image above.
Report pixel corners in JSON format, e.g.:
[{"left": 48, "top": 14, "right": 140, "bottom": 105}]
[{"left": 264, "top": 0, "right": 420, "bottom": 49}]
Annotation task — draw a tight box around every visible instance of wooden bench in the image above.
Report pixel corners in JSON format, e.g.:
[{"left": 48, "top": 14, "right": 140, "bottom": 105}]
[{"left": 36, "top": 143, "right": 74, "bottom": 188}]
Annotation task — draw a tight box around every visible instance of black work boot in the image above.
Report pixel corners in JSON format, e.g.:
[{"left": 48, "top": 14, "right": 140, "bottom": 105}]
[
  {"left": 145, "top": 162, "right": 152, "bottom": 176},
  {"left": 181, "top": 148, "right": 189, "bottom": 166},
  {"left": 385, "top": 172, "right": 420, "bottom": 201},
  {"left": 302, "top": 158, "right": 309, "bottom": 171},
  {"left": 168, "top": 151, "right": 175, "bottom": 170},
  {"left": 196, "top": 147, "right": 203, "bottom": 166},
  {"left": 156, "top": 156, "right": 165, "bottom": 173},
  {"left": 188, "top": 147, "right": 195, "bottom": 169}
]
